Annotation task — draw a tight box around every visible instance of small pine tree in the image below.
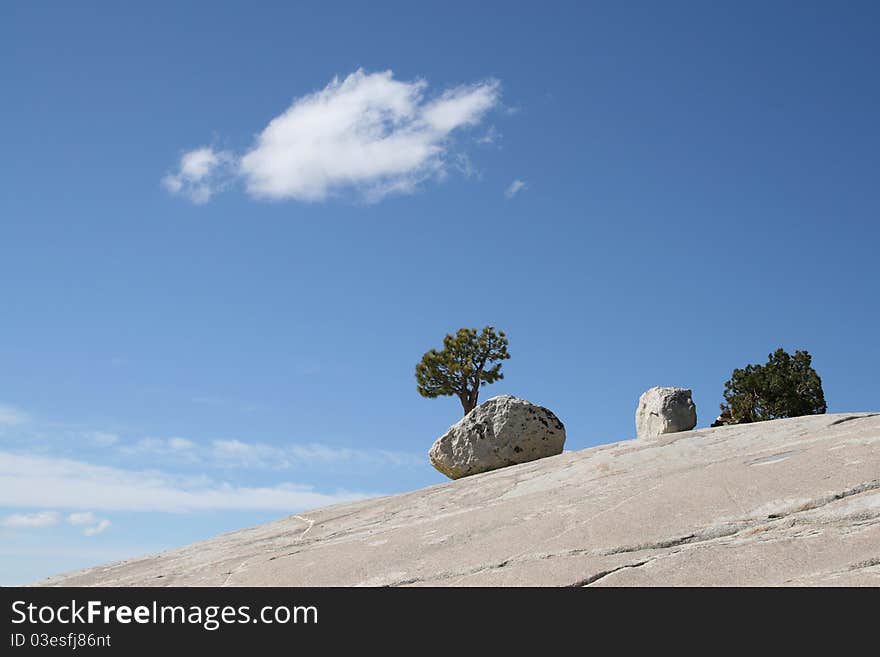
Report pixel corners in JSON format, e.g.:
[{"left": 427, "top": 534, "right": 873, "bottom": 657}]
[
  {"left": 720, "top": 348, "right": 826, "bottom": 424},
  {"left": 415, "top": 326, "right": 510, "bottom": 415}
]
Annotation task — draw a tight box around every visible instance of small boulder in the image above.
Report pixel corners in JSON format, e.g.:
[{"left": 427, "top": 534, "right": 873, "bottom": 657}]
[
  {"left": 429, "top": 395, "right": 566, "bottom": 479},
  {"left": 635, "top": 386, "right": 697, "bottom": 438}
]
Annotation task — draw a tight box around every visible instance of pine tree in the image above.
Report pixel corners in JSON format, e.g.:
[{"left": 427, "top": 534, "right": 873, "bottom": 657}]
[
  {"left": 415, "top": 326, "right": 510, "bottom": 415},
  {"left": 721, "top": 348, "right": 826, "bottom": 424}
]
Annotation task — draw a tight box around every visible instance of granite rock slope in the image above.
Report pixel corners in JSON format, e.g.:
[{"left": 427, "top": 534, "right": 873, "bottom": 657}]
[{"left": 38, "top": 412, "right": 880, "bottom": 586}]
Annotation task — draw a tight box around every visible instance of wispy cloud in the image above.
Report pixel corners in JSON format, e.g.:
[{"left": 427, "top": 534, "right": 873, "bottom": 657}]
[
  {"left": 161, "top": 146, "right": 235, "bottom": 204},
  {"left": 111, "top": 434, "right": 419, "bottom": 470},
  {"left": 67, "top": 511, "right": 98, "bottom": 526},
  {"left": 164, "top": 69, "right": 501, "bottom": 204},
  {"left": 119, "top": 437, "right": 197, "bottom": 458},
  {"left": 0, "top": 404, "right": 29, "bottom": 426},
  {"left": 1, "top": 511, "right": 60, "bottom": 529},
  {"left": 504, "top": 179, "right": 527, "bottom": 199},
  {"left": 83, "top": 519, "right": 112, "bottom": 537},
  {"left": 0, "top": 403, "right": 419, "bottom": 472},
  {"left": 477, "top": 125, "right": 501, "bottom": 145},
  {"left": 168, "top": 437, "right": 195, "bottom": 450},
  {"left": 452, "top": 153, "right": 480, "bottom": 180},
  {"left": 67, "top": 512, "right": 112, "bottom": 537},
  {"left": 210, "top": 439, "right": 422, "bottom": 470},
  {"left": 0, "top": 451, "right": 376, "bottom": 513},
  {"left": 0, "top": 510, "right": 113, "bottom": 536}
]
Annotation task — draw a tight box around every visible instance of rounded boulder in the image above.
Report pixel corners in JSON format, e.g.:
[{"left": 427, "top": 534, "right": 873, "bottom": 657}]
[{"left": 429, "top": 395, "right": 566, "bottom": 479}]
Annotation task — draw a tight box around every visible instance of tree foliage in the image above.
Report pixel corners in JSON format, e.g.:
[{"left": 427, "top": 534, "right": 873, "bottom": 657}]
[
  {"left": 415, "top": 326, "right": 510, "bottom": 415},
  {"left": 720, "top": 348, "right": 826, "bottom": 424}
]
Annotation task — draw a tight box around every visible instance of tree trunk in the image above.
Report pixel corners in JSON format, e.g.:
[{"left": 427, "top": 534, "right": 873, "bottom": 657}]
[{"left": 460, "top": 395, "right": 475, "bottom": 416}]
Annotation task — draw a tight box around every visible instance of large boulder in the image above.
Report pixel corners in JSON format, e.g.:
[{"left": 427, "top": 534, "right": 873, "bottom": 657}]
[
  {"left": 635, "top": 386, "right": 697, "bottom": 438},
  {"left": 429, "top": 395, "right": 566, "bottom": 479}
]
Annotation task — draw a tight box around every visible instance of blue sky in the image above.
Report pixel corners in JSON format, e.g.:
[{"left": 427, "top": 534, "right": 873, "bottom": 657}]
[{"left": 1, "top": 1, "right": 878, "bottom": 585}]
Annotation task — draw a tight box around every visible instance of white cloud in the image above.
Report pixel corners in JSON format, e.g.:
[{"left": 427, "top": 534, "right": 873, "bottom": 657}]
[
  {"left": 0, "top": 404, "right": 29, "bottom": 426},
  {"left": 166, "top": 69, "right": 501, "bottom": 204},
  {"left": 504, "top": 179, "right": 527, "bottom": 199},
  {"left": 68, "top": 511, "right": 112, "bottom": 536},
  {"left": 0, "top": 450, "right": 374, "bottom": 513},
  {"left": 120, "top": 437, "right": 197, "bottom": 458},
  {"left": 1, "top": 511, "right": 60, "bottom": 529},
  {"left": 113, "top": 434, "right": 419, "bottom": 470},
  {"left": 167, "top": 437, "right": 196, "bottom": 450},
  {"left": 211, "top": 439, "right": 273, "bottom": 465},
  {"left": 420, "top": 81, "right": 499, "bottom": 133},
  {"left": 83, "top": 519, "right": 112, "bottom": 537},
  {"left": 162, "top": 146, "right": 234, "bottom": 204},
  {"left": 0, "top": 403, "right": 418, "bottom": 472},
  {"left": 67, "top": 511, "right": 97, "bottom": 526},
  {"left": 210, "top": 439, "right": 421, "bottom": 470}
]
